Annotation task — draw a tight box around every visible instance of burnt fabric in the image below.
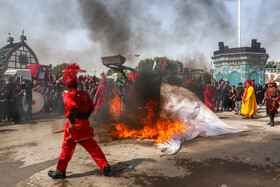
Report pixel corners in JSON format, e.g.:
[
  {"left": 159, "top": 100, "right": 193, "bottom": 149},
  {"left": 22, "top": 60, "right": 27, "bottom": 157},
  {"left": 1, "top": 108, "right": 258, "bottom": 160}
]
[{"left": 56, "top": 89, "right": 108, "bottom": 171}]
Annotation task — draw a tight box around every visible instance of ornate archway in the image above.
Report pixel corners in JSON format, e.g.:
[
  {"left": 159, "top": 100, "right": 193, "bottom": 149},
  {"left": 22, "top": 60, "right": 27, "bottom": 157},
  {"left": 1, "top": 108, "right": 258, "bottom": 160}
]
[
  {"left": 229, "top": 71, "right": 241, "bottom": 87},
  {"left": 0, "top": 33, "right": 39, "bottom": 78},
  {"left": 249, "top": 72, "right": 259, "bottom": 84},
  {"left": 216, "top": 72, "right": 222, "bottom": 81}
]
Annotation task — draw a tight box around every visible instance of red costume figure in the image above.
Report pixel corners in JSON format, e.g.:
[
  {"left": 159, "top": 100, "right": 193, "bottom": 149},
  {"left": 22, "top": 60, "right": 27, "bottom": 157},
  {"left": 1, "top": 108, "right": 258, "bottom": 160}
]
[
  {"left": 48, "top": 64, "right": 111, "bottom": 179},
  {"left": 204, "top": 84, "right": 216, "bottom": 112},
  {"left": 263, "top": 81, "right": 280, "bottom": 126},
  {"left": 94, "top": 72, "right": 109, "bottom": 112}
]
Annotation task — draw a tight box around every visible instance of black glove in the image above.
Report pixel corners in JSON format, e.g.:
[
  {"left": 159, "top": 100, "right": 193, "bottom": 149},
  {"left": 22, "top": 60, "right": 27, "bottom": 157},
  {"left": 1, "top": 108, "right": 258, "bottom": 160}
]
[{"left": 69, "top": 108, "right": 77, "bottom": 125}]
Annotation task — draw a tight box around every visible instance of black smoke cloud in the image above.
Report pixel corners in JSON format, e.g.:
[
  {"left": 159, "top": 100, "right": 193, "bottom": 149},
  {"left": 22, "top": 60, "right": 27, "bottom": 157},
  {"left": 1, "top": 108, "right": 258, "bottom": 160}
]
[{"left": 78, "top": 0, "right": 234, "bottom": 68}]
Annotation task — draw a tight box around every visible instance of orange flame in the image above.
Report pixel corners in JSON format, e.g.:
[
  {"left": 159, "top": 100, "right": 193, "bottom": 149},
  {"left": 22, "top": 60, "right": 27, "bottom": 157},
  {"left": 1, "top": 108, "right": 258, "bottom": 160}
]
[
  {"left": 108, "top": 89, "right": 123, "bottom": 117},
  {"left": 106, "top": 92, "right": 195, "bottom": 144}
]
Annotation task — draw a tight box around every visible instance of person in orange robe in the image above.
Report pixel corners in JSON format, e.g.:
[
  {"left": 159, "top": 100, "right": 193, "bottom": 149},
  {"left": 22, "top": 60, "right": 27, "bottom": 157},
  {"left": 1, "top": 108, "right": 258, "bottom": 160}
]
[
  {"left": 204, "top": 84, "right": 216, "bottom": 112},
  {"left": 241, "top": 79, "right": 257, "bottom": 119},
  {"left": 48, "top": 64, "right": 111, "bottom": 179}
]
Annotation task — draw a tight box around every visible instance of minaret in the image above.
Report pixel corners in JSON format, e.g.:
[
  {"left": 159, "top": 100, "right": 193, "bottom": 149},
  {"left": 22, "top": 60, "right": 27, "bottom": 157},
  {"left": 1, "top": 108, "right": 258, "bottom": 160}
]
[
  {"left": 238, "top": 0, "right": 241, "bottom": 47},
  {"left": 7, "top": 33, "right": 14, "bottom": 44},
  {"left": 20, "top": 30, "right": 27, "bottom": 42}
]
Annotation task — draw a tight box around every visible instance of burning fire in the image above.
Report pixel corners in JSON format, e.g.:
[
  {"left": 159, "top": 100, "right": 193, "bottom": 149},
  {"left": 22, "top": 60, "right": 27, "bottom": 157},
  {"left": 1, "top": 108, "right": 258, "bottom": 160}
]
[
  {"left": 106, "top": 92, "right": 195, "bottom": 144},
  {"left": 109, "top": 89, "right": 123, "bottom": 117}
]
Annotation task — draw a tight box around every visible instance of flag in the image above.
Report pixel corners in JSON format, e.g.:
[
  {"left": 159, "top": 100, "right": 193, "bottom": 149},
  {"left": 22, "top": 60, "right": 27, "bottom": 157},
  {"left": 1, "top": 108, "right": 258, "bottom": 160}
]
[
  {"left": 127, "top": 74, "right": 133, "bottom": 80},
  {"left": 152, "top": 61, "right": 157, "bottom": 70},
  {"left": 162, "top": 60, "right": 166, "bottom": 70},
  {"left": 133, "top": 72, "right": 137, "bottom": 80}
]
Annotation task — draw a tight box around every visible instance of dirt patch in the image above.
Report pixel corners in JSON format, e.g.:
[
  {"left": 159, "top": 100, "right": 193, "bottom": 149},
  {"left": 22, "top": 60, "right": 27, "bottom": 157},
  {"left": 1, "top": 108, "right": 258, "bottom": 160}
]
[{"left": 132, "top": 158, "right": 280, "bottom": 187}]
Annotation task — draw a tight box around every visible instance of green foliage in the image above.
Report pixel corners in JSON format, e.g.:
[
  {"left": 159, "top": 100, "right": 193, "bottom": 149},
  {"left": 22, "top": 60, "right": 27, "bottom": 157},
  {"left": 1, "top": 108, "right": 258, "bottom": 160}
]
[
  {"left": 266, "top": 61, "right": 275, "bottom": 68},
  {"left": 51, "top": 63, "right": 68, "bottom": 77},
  {"left": 136, "top": 56, "right": 183, "bottom": 74},
  {"left": 106, "top": 69, "right": 129, "bottom": 82},
  {"left": 106, "top": 69, "right": 117, "bottom": 76}
]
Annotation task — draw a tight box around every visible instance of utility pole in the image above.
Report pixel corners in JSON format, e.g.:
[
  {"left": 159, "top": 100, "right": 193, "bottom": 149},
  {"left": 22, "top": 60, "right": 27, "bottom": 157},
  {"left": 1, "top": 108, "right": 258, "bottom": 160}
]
[{"left": 238, "top": 0, "right": 241, "bottom": 47}]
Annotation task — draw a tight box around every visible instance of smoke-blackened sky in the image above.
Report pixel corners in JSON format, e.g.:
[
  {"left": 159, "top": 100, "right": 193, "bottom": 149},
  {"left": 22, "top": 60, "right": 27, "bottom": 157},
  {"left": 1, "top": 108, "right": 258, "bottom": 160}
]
[{"left": 0, "top": 0, "right": 279, "bottom": 75}]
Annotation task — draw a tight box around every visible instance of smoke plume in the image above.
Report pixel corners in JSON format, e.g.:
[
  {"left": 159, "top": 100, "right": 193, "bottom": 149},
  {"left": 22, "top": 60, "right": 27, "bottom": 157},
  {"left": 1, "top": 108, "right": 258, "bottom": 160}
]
[{"left": 78, "top": 0, "right": 234, "bottom": 67}]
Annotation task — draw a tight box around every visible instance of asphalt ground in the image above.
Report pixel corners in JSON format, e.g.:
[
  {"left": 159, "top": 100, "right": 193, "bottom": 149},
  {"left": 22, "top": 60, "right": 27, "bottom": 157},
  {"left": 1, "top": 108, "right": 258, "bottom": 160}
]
[{"left": 0, "top": 107, "right": 280, "bottom": 187}]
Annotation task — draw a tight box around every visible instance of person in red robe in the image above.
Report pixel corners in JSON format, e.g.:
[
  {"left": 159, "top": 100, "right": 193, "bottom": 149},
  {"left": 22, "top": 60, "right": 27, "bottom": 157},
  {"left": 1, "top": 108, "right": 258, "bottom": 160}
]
[
  {"left": 262, "top": 81, "right": 280, "bottom": 126},
  {"left": 94, "top": 73, "right": 109, "bottom": 114},
  {"left": 204, "top": 84, "right": 216, "bottom": 112},
  {"left": 48, "top": 64, "right": 111, "bottom": 179}
]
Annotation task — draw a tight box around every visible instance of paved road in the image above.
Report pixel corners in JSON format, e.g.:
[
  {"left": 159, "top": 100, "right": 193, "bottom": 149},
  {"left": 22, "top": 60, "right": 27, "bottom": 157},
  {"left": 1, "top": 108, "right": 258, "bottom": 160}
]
[{"left": 0, "top": 109, "right": 280, "bottom": 187}]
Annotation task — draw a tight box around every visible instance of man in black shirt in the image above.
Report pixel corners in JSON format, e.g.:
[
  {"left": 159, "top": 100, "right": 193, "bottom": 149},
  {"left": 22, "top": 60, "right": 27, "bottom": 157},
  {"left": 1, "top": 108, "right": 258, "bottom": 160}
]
[
  {"left": 6, "top": 77, "right": 16, "bottom": 122},
  {"left": 235, "top": 83, "right": 244, "bottom": 114},
  {"left": 216, "top": 80, "right": 225, "bottom": 112},
  {"left": 14, "top": 84, "right": 25, "bottom": 124},
  {"left": 25, "top": 80, "right": 33, "bottom": 119}
]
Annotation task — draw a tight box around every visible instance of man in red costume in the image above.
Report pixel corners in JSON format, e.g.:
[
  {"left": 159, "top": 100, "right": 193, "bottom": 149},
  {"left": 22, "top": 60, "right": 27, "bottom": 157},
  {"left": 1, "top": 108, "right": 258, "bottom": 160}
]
[
  {"left": 262, "top": 81, "right": 280, "bottom": 126},
  {"left": 48, "top": 64, "right": 110, "bottom": 179},
  {"left": 204, "top": 84, "right": 216, "bottom": 112}
]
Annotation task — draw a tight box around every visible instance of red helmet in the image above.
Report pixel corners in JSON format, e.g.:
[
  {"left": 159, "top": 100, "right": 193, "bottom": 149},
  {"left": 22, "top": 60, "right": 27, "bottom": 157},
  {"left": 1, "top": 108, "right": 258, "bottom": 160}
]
[{"left": 63, "top": 63, "right": 80, "bottom": 86}]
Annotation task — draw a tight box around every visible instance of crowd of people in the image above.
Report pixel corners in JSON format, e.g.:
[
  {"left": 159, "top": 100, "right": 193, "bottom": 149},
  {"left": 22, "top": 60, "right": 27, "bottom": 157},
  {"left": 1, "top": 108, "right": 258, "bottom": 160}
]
[
  {"left": 1, "top": 71, "right": 279, "bottom": 127},
  {"left": 0, "top": 75, "right": 134, "bottom": 125},
  {"left": 203, "top": 77, "right": 279, "bottom": 126}
]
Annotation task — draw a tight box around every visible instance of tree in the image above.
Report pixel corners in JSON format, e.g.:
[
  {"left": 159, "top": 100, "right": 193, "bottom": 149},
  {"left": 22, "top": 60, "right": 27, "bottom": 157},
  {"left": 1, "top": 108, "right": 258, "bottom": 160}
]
[
  {"left": 51, "top": 63, "right": 68, "bottom": 77},
  {"left": 106, "top": 69, "right": 129, "bottom": 82},
  {"left": 266, "top": 61, "right": 275, "bottom": 68},
  {"left": 136, "top": 57, "right": 183, "bottom": 74}
]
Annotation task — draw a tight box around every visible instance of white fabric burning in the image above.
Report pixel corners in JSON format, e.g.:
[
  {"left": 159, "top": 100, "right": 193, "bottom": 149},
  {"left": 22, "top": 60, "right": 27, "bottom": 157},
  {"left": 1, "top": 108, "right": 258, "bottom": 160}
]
[{"left": 157, "top": 83, "right": 243, "bottom": 156}]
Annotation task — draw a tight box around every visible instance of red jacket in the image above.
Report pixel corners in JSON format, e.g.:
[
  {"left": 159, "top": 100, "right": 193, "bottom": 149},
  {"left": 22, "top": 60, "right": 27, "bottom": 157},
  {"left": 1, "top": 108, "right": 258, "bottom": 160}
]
[
  {"left": 63, "top": 89, "right": 95, "bottom": 142},
  {"left": 94, "top": 83, "right": 109, "bottom": 110}
]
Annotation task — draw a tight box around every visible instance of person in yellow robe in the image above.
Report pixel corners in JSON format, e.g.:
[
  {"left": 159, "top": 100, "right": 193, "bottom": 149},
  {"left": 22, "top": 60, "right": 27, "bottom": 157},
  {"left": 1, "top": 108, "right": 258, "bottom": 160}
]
[{"left": 241, "top": 79, "right": 257, "bottom": 119}]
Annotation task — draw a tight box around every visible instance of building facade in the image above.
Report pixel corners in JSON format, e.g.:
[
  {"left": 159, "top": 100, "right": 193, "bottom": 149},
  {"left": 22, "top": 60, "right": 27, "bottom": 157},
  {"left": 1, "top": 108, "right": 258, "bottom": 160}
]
[{"left": 211, "top": 39, "right": 269, "bottom": 86}]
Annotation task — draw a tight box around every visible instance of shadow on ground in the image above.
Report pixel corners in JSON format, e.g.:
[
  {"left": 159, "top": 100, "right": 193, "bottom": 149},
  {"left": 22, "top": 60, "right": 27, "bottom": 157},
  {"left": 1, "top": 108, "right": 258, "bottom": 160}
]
[{"left": 67, "top": 158, "right": 157, "bottom": 179}]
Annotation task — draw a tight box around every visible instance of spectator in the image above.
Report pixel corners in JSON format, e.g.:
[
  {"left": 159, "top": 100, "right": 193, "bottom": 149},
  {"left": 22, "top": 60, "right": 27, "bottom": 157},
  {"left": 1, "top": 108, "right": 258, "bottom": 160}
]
[
  {"left": 14, "top": 84, "right": 25, "bottom": 124},
  {"left": 216, "top": 80, "right": 225, "bottom": 112},
  {"left": 235, "top": 83, "right": 244, "bottom": 115},
  {"left": 25, "top": 80, "right": 33, "bottom": 119},
  {"left": 224, "top": 81, "right": 232, "bottom": 111},
  {"left": 204, "top": 84, "right": 216, "bottom": 112},
  {"left": 230, "top": 85, "right": 236, "bottom": 110},
  {"left": 241, "top": 79, "right": 258, "bottom": 119},
  {"left": 256, "top": 84, "right": 263, "bottom": 105},
  {"left": 6, "top": 77, "right": 16, "bottom": 122}
]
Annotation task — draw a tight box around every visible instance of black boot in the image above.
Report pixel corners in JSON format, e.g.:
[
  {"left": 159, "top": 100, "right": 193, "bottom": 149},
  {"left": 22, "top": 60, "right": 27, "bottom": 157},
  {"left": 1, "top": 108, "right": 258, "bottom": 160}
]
[
  {"left": 48, "top": 170, "right": 66, "bottom": 179},
  {"left": 270, "top": 114, "right": 275, "bottom": 127},
  {"left": 267, "top": 119, "right": 271, "bottom": 125},
  {"left": 103, "top": 164, "right": 111, "bottom": 176}
]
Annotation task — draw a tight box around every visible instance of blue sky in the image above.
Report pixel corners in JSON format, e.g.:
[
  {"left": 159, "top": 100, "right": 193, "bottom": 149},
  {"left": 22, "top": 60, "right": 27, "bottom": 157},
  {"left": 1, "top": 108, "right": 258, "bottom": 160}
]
[{"left": 0, "top": 0, "right": 279, "bottom": 75}]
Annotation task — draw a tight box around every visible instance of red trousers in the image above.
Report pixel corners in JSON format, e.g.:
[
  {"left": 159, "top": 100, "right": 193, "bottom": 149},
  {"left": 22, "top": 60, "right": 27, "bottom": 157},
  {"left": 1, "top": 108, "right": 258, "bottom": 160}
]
[{"left": 57, "top": 137, "right": 108, "bottom": 171}]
